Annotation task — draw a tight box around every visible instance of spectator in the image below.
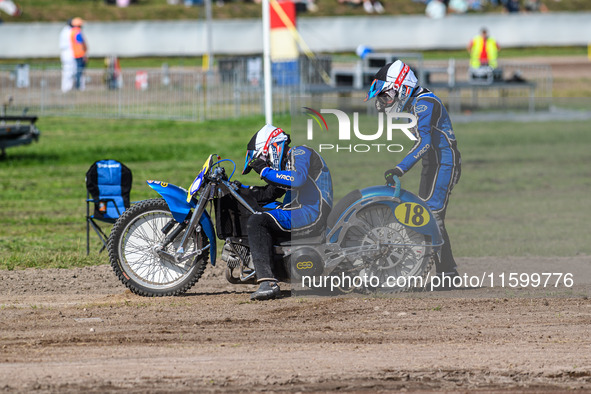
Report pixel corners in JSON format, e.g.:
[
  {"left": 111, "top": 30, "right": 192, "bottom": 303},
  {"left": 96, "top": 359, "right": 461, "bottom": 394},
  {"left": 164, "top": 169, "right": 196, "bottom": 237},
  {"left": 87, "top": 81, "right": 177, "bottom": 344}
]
[
  {"left": 294, "top": 0, "right": 318, "bottom": 13},
  {"left": 448, "top": 0, "right": 468, "bottom": 13},
  {"left": 425, "top": 0, "right": 446, "bottom": 18},
  {"left": 467, "top": 27, "right": 499, "bottom": 69},
  {"left": 363, "top": 0, "right": 384, "bottom": 13},
  {"left": 338, "top": 0, "right": 383, "bottom": 13},
  {"left": 0, "top": 0, "right": 21, "bottom": 17},
  {"left": 70, "top": 17, "right": 88, "bottom": 90},
  {"left": 468, "top": 0, "right": 484, "bottom": 11},
  {"left": 59, "top": 19, "right": 75, "bottom": 93},
  {"left": 503, "top": 0, "right": 520, "bottom": 12},
  {"left": 337, "top": 0, "right": 361, "bottom": 8},
  {"left": 523, "top": 0, "right": 548, "bottom": 12}
]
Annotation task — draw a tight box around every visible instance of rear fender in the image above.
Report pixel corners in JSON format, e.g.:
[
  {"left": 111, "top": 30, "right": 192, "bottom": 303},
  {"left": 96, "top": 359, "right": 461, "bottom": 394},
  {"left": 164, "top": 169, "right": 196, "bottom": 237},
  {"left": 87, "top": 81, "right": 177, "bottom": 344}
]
[{"left": 147, "top": 180, "right": 217, "bottom": 265}]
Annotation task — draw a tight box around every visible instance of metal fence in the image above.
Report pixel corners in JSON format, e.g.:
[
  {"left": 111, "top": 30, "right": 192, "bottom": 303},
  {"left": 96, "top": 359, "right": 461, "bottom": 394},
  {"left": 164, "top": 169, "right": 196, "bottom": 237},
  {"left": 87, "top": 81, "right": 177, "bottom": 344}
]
[
  {"left": 0, "top": 56, "right": 553, "bottom": 120},
  {"left": 420, "top": 59, "right": 553, "bottom": 112},
  {"left": 0, "top": 58, "right": 336, "bottom": 120},
  {"left": 0, "top": 63, "right": 260, "bottom": 121}
]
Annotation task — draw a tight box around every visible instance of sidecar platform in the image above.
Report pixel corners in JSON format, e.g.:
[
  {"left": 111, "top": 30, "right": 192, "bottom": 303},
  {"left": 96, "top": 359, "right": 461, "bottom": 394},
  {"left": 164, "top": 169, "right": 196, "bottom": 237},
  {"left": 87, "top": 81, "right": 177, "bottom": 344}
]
[{"left": 0, "top": 115, "right": 41, "bottom": 158}]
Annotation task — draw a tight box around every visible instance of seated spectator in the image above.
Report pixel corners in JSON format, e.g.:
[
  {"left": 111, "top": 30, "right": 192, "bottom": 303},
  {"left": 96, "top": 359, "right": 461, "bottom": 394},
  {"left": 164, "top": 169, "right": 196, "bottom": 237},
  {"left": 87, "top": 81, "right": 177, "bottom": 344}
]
[
  {"left": 425, "top": 0, "right": 446, "bottom": 18},
  {"left": 363, "top": 0, "right": 384, "bottom": 13},
  {"left": 0, "top": 0, "right": 22, "bottom": 17},
  {"left": 503, "top": 0, "right": 520, "bottom": 12},
  {"left": 523, "top": 0, "right": 548, "bottom": 12},
  {"left": 294, "top": 0, "right": 318, "bottom": 13},
  {"left": 339, "top": 0, "right": 383, "bottom": 13},
  {"left": 448, "top": 0, "right": 468, "bottom": 13},
  {"left": 467, "top": 0, "right": 483, "bottom": 11}
]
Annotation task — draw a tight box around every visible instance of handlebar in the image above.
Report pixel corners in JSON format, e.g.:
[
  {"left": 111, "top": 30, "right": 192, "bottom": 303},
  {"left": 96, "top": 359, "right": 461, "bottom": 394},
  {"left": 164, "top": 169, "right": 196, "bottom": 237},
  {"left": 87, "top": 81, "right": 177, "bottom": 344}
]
[
  {"left": 387, "top": 175, "right": 401, "bottom": 199},
  {"left": 211, "top": 158, "right": 236, "bottom": 180}
]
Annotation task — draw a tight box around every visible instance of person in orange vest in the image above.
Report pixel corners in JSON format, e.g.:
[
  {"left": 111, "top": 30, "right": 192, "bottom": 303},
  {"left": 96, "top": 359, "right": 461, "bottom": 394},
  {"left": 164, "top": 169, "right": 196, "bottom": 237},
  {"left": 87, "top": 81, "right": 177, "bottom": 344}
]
[
  {"left": 70, "top": 17, "right": 88, "bottom": 90},
  {"left": 467, "top": 27, "right": 499, "bottom": 69}
]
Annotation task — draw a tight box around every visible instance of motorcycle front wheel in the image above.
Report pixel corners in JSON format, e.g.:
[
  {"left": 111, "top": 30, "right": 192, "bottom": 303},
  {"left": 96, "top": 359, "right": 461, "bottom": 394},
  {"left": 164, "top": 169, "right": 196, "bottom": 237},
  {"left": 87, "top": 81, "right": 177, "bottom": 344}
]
[{"left": 108, "top": 198, "right": 208, "bottom": 297}]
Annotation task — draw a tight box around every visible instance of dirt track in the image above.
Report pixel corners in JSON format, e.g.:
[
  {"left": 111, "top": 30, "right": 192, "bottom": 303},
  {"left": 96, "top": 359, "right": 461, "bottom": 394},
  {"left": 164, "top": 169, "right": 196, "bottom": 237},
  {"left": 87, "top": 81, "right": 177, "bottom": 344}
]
[{"left": 1, "top": 256, "right": 590, "bottom": 392}]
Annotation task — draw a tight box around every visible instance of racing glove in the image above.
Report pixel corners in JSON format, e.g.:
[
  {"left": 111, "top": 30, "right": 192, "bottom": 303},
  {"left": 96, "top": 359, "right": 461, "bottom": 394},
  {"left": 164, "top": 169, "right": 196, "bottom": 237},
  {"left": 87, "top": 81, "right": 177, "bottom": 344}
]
[
  {"left": 248, "top": 157, "right": 268, "bottom": 175},
  {"left": 384, "top": 167, "right": 404, "bottom": 185}
]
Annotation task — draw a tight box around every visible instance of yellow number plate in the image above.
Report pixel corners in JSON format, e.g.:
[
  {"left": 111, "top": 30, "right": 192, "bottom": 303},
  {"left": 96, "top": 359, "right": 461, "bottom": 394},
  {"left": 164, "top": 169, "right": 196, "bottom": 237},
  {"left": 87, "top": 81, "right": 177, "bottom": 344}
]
[{"left": 394, "top": 202, "right": 430, "bottom": 227}]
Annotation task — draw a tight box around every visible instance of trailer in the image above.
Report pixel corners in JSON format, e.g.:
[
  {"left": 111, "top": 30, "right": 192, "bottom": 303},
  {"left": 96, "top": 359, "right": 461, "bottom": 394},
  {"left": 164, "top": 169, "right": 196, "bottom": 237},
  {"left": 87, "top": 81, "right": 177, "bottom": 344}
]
[{"left": 0, "top": 115, "right": 41, "bottom": 159}]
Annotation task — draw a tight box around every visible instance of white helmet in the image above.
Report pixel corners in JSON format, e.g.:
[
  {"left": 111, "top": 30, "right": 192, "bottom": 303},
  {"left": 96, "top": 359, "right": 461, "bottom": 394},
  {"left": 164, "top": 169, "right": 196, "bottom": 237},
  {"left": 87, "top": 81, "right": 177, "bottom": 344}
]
[
  {"left": 243, "top": 124, "right": 290, "bottom": 175},
  {"left": 364, "top": 60, "right": 418, "bottom": 113}
]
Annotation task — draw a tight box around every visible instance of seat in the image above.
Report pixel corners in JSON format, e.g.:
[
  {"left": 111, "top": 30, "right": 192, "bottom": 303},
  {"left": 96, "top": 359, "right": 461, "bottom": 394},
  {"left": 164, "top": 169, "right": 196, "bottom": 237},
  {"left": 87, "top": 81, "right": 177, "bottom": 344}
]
[{"left": 85, "top": 159, "right": 132, "bottom": 255}]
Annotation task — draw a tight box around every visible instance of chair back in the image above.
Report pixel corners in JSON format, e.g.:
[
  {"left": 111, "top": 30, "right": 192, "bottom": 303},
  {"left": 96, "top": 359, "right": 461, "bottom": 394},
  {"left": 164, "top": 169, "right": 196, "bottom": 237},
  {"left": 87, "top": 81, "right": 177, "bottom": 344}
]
[{"left": 86, "top": 159, "right": 132, "bottom": 220}]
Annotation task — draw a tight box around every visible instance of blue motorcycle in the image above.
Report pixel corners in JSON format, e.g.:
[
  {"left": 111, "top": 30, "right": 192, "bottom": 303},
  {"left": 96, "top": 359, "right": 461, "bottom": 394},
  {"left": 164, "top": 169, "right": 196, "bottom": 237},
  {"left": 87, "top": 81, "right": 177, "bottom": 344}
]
[{"left": 108, "top": 154, "right": 443, "bottom": 296}]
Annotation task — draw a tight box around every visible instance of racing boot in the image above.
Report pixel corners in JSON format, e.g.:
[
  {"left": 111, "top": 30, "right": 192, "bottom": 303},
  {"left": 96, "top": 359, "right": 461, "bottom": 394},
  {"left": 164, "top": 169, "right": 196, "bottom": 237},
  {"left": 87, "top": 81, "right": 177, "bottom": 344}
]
[{"left": 250, "top": 281, "right": 281, "bottom": 301}]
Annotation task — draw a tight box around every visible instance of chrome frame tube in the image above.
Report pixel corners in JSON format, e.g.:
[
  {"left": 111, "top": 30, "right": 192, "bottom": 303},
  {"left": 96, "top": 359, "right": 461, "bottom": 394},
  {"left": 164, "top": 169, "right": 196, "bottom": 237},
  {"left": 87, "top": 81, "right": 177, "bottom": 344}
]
[
  {"left": 176, "top": 183, "right": 212, "bottom": 255},
  {"left": 221, "top": 180, "right": 258, "bottom": 214}
]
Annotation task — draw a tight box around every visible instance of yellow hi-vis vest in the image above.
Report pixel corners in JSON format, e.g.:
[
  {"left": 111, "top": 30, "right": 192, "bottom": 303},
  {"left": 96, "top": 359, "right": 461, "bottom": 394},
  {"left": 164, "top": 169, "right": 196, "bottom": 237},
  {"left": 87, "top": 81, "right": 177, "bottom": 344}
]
[{"left": 470, "top": 36, "right": 498, "bottom": 68}]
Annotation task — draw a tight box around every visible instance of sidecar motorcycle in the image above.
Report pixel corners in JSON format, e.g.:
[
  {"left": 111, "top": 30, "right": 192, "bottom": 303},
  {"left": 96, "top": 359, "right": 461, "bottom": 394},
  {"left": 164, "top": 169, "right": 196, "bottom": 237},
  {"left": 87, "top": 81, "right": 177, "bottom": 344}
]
[{"left": 108, "top": 155, "right": 442, "bottom": 296}]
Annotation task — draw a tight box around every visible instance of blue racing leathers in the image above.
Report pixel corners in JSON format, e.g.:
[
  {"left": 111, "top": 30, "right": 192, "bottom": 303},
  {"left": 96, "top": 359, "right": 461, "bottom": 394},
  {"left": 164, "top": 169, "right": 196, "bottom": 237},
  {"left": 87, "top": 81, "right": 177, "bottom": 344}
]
[
  {"left": 259, "top": 145, "right": 333, "bottom": 235},
  {"left": 395, "top": 87, "right": 461, "bottom": 214},
  {"left": 391, "top": 87, "right": 461, "bottom": 275}
]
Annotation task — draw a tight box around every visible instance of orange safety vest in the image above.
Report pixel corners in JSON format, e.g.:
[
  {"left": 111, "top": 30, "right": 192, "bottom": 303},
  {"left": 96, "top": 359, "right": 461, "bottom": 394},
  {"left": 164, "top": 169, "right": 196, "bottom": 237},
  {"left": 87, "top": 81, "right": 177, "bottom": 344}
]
[
  {"left": 470, "top": 35, "right": 498, "bottom": 68},
  {"left": 70, "top": 27, "right": 87, "bottom": 59}
]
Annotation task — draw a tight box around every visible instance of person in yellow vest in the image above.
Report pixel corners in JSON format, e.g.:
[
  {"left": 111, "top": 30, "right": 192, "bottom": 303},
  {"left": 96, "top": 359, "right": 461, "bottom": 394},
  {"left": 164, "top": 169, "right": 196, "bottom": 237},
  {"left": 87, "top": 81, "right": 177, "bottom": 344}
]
[
  {"left": 467, "top": 27, "right": 499, "bottom": 69},
  {"left": 70, "top": 17, "right": 88, "bottom": 90}
]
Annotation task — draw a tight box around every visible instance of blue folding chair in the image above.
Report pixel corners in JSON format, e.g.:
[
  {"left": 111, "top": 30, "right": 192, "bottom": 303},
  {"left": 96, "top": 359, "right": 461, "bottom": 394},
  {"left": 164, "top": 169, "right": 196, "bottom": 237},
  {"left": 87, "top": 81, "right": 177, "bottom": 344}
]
[{"left": 85, "top": 159, "right": 132, "bottom": 255}]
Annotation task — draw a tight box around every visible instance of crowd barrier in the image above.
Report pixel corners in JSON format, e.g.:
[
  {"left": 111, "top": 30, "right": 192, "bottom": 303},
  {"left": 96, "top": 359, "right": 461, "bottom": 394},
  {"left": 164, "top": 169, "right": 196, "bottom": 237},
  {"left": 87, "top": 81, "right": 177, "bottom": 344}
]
[{"left": 0, "top": 57, "right": 552, "bottom": 121}]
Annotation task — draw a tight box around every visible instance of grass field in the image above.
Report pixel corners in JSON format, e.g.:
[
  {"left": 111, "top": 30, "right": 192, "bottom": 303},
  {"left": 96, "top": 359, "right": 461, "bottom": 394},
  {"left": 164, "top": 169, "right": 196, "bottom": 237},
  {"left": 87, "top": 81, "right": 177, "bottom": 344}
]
[{"left": 1, "top": 113, "right": 590, "bottom": 269}]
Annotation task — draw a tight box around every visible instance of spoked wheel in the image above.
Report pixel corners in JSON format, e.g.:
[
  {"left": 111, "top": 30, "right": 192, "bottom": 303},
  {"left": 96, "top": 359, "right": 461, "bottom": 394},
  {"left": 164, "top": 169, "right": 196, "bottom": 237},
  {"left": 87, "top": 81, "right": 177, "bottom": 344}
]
[
  {"left": 341, "top": 204, "right": 433, "bottom": 293},
  {"left": 108, "top": 199, "right": 208, "bottom": 297}
]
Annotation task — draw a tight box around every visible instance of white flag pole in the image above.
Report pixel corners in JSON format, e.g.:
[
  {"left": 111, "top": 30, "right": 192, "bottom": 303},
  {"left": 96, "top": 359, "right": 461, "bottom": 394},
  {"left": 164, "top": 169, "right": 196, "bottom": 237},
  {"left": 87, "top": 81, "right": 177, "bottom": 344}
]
[
  {"left": 262, "top": 0, "right": 273, "bottom": 125},
  {"left": 205, "top": 0, "right": 213, "bottom": 72}
]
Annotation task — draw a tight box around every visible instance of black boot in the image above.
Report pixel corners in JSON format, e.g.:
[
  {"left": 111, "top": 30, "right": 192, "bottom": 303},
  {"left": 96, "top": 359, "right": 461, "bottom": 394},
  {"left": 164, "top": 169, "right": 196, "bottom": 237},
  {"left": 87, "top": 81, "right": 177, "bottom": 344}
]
[{"left": 250, "top": 281, "right": 281, "bottom": 301}]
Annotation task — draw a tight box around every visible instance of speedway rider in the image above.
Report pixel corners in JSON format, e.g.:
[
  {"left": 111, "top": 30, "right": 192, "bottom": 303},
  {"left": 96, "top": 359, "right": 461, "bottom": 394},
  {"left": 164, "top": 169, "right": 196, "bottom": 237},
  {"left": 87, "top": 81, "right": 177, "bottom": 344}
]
[
  {"left": 365, "top": 60, "right": 462, "bottom": 286},
  {"left": 241, "top": 125, "right": 333, "bottom": 300}
]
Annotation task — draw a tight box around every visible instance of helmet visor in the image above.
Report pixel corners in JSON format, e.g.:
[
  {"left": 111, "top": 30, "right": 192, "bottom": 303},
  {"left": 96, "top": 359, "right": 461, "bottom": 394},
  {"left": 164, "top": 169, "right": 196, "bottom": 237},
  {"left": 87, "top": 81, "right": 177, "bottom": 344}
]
[
  {"left": 364, "top": 79, "right": 393, "bottom": 102},
  {"left": 242, "top": 149, "right": 257, "bottom": 175}
]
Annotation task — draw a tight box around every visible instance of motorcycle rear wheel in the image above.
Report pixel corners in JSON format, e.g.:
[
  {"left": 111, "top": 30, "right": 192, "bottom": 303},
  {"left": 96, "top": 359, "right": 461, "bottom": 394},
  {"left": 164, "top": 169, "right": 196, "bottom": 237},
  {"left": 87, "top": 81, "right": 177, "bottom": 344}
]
[
  {"left": 342, "top": 203, "right": 433, "bottom": 293},
  {"left": 108, "top": 198, "right": 208, "bottom": 297}
]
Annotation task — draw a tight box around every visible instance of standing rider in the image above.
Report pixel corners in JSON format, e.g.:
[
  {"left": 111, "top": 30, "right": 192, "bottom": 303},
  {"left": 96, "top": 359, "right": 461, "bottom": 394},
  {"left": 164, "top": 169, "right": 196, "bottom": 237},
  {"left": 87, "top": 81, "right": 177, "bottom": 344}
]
[
  {"left": 364, "top": 60, "right": 462, "bottom": 286},
  {"left": 242, "top": 125, "right": 333, "bottom": 301}
]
